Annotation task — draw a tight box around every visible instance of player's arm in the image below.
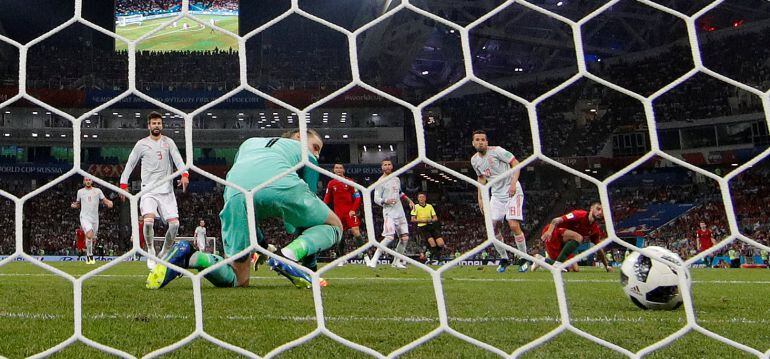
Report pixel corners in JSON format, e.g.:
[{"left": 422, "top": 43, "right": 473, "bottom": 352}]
[
  {"left": 374, "top": 185, "right": 385, "bottom": 207},
  {"left": 119, "top": 142, "right": 142, "bottom": 198},
  {"left": 323, "top": 182, "right": 333, "bottom": 205},
  {"left": 596, "top": 247, "right": 613, "bottom": 272},
  {"left": 71, "top": 192, "right": 80, "bottom": 209},
  {"left": 400, "top": 192, "right": 415, "bottom": 210},
  {"left": 430, "top": 205, "right": 438, "bottom": 223},
  {"left": 509, "top": 158, "right": 520, "bottom": 196},
  {"left": 350, "top": 186, "right": 362, "bottom": 214},
  {"left": 99, "top": 189, "right": 113, "bottom": 209},
  {"left": 496, "top": 148, "right": 520, "bottom": 196},
  {"left": 541, "top": 213, "right": 568, "bottom": 241},
  {"left": 590, "top": 230, "right": 612, "bottom": 271},
  {"left": 476, "top": 175, "right": 487, "bottom": 214},
  {"left": 168, "top": 139, "right": 189, "bottom": 192}
]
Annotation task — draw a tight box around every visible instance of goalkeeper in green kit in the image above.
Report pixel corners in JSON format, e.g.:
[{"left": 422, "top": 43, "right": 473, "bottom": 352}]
[{"left": 146, "top": 129, "right": 342, "bottom": 289}]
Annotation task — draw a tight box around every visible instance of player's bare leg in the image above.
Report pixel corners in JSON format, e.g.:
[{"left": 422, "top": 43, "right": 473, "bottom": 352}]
[
  {"left": 143, "top": 214, "right": 157, "bottom": 269},
  {"left": 508, "top": 219, "right": 529, "bottom": 272},
  {"left": 492, "top": 220, "right": 511, "bottom": 272}
]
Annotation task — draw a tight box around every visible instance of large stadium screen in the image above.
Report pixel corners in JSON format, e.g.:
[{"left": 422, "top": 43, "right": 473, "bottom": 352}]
[{"left": 114, "top": 0, "right": 238, "bottom": 51}]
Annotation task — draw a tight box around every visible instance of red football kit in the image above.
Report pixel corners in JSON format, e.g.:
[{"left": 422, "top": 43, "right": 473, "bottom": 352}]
[
  {"left": 696, "top": 228, "right": 713, "bottom": 252},
  {"left": 324, "top": 178, "right": 362, "bottom": 230},
  {"left": 542, "top": 210, "right": 605, "bottom": 260}
]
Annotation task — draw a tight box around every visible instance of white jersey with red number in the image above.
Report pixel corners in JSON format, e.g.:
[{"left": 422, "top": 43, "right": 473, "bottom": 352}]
[
  {"left": 76, "top": 187, "right": 105, "bottom": 223},
  {"left": 120, "top": 136, "right": 185, "bottom": 195},
  {"left": 374, "top": 176, "right": 407, "bottom": 220},
  {"left": 471, "top": 146, "right": 522, "bottom": 200}
]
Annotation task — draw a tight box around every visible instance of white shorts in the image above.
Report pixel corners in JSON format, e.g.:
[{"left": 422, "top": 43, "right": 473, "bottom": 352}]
[
  {"left": 80, "top": 218, "right": 99, "bottom": 236},
  {"left": 196, "top": 237, "right": 206, "bottom": 251},
  {"left": 140, "top": 192, "right": 179, "bottom": 221},
  {"left": 490, "top": 193, "right": 524, "bottom": 222},
  {"left": 382, "top": 216, "right": 409, "bottom": 237}
]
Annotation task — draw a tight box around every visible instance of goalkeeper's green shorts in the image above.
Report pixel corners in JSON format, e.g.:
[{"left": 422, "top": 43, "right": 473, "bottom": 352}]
[{"left": 219, "top": 180, "right": 330, "bottom": 258}]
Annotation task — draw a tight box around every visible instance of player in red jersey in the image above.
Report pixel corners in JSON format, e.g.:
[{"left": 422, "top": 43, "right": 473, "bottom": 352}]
[
  {"left": 695, "top": 221, "right": 716, "bottom": 267},
  {"left": 323, "top": 163, "right": 364, "bottom": 264},
  {"left": 531, "top": 202, "right": 612, "bottom": 272}
]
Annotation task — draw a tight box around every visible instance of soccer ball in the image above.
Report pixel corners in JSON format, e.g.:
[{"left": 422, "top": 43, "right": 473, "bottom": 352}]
[{"left": 620, "top": 246, "right": 686, "bottom": 310}]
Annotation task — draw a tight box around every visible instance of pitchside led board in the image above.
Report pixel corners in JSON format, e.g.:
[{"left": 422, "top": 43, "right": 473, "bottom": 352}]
[{"left": 114, "top": 0, "right": 239, "bottom": 51}]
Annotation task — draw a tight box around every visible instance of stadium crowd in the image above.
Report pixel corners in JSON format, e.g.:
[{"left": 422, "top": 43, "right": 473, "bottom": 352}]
[
  {"left": 423, "top": 91, "right": 532, "bottom": 162},
  {"left": 115, "top": 0, "right": 177, "bottom": 16},
  {"left": 25, "top": 45, "right": 242, "bottom": 93},
  {"left": 652, "top": 73, "right": 763, "bottom": 122},
  {"left": 24, "top": 45, "right": 350, "bottom": 95},
  {"left": 201, "top": 0, "right": 238, "bottom": 12},
  {"left": 699, "top": 29, "right": 770, "bottom": 90},
  {"left": 0, "top": 197, "right": 13, "bottom": 255},
  {"left": 608, "top": 169, "right": 770, "bottom": 263},
  {"left": 538, "top": 80, "right": 645, "bottom": 158},
  {"left": 136, "top": 49, "right": 239, "bottom": 92},
  {"left": 731, "top": 166, "right": 770, "bottom": 240}
]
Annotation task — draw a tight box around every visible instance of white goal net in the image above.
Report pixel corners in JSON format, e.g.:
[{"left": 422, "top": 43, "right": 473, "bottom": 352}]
[{"left": 1, "top": 0, "right": 769, "bottom": 358}]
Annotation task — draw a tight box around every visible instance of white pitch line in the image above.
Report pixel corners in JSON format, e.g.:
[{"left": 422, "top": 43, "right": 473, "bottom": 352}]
[
  {"left": 2, "top": 311, "right": 770, "bottom": 326},
  {"left": 0, "top": 273, "right": 768, "bottom": 285}
]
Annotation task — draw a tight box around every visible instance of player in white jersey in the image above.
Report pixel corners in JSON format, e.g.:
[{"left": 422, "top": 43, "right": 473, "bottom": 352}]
[
  {"left": 71, "top": 176, "right": 114, "bottom": 264},
  {"left": 471, "top": 130, "right": 529, "bottom": 273},
  {"left": 194, "top": 219, "right": 207, "bottom": 252},
  {"left": 368, "top": 159, "right": 415, "bottom": 269},
  {"left": 120, "top": 112, "right": 189, "bottom": 269}
]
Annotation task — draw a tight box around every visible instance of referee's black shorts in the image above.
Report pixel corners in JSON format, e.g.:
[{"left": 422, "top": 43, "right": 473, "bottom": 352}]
[{"left": 417, "top": 223, "right": 441, "bottom": 240}]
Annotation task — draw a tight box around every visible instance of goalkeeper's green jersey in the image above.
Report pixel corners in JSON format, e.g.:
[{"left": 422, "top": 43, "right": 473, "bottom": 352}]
[{"left": 224, "top": 137, "right": 319, "bottom": 199}]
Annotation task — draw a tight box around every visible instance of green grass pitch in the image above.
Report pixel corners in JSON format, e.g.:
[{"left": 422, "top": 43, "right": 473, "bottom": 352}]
[
  {"left": 115, "top": 15, "right": 238, "bottom": 52},
  {"left": 0, "top": 262, "right": 768, "bottom": 358}
]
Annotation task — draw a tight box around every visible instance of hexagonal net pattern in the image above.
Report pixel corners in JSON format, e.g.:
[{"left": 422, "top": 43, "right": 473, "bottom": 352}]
[{"left": 1, "top": 0, "right": 769, "bottom": 358}]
